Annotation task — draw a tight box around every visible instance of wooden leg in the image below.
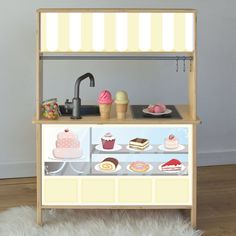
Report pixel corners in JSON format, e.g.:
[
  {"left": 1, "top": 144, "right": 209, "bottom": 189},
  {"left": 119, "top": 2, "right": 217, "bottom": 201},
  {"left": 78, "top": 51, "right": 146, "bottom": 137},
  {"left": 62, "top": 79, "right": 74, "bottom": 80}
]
[
  {"left": 37, "top": 206, "right": 42, "bottom": 226},
  {"left": 36, "top": 125, "right": 42, "bottom": 225},
  {"left": 191, "top": 207, "right": 196, "bottom": 228},
  {"left": 191, "top": 124, "right": 197, "bottom": 228}
]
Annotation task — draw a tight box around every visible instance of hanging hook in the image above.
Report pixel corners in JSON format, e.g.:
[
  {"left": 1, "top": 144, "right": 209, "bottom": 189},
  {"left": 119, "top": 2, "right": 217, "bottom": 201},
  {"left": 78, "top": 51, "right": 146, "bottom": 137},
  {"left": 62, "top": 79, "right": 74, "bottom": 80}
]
[
  {"left": 176, "top": 57, "right": 179, "bottom": 72},
  {"left": 183, "top": 57, "right": 186, "bottom": 72}
]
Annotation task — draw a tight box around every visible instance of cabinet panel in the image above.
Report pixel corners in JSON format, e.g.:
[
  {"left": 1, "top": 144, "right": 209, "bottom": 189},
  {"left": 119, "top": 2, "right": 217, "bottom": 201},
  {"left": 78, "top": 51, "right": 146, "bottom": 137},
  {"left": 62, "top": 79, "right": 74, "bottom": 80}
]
[
  {"left": 118, "top": 178, "right": 152, "bottom": 203},
  {"left": 155, "top": 178, "right": 190, "bottom": 204},
  {"left": 81, "top": 178, "right": 115, "bottom": 203},
  {"left": 43, "top": 178, "right": 78, "bottom": 203}
]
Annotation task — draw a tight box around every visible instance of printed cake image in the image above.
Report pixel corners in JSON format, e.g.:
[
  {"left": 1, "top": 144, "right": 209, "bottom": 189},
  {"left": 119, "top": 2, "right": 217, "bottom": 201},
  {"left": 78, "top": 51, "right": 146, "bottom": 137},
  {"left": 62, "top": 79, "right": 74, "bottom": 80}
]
[
  {"left": 164, "top": 134, "right": 179, "bottom": 149},
  {"left": 53, "top": 129, "right": 82, "bottom": 159},
  {"left": 99, "top": 157, "right": 119, "bottom": 172},
  {"left": 129, "top": 138, "right": 149, "bottom": 150},
  {"left": 160, "top": 158, "right": 182, "bottom": 171},
  {"left": 101, "top": 132, "right": 116, "bottom": 149}
]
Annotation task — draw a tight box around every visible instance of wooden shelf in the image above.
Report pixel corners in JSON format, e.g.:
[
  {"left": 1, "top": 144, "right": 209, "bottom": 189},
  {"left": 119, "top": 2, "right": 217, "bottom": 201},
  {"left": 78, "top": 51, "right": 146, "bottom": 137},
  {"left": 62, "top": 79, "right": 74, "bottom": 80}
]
[{"left": 32, "top": 105, "right": 201, "bottom": 125}]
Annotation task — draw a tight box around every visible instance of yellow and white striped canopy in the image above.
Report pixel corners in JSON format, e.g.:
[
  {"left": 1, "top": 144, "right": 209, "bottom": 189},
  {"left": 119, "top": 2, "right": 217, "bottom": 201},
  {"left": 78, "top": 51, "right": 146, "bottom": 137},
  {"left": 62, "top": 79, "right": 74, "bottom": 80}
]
[{"left": 40, "top": 12, "right": 195, "bottom": 53}]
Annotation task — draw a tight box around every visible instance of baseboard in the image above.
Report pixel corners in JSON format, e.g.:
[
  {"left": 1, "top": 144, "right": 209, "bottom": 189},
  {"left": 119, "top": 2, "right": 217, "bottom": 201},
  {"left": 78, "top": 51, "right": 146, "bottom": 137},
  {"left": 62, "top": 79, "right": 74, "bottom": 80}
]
[
  {"left": 0, "top": 161, "right": 36, "bottom": 179},
  {"left": 198, "top": 149, "right": 236, "bottom": 166},
  {"left": 0, "top": 150, "right": 235, "bottom": 178}
]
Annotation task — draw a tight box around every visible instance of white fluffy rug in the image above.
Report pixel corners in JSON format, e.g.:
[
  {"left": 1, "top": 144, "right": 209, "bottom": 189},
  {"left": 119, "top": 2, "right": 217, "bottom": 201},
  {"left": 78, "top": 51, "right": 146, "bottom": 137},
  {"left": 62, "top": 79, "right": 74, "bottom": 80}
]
[{"left": 0, "top": 206, "right": 202, "bottom": 236}]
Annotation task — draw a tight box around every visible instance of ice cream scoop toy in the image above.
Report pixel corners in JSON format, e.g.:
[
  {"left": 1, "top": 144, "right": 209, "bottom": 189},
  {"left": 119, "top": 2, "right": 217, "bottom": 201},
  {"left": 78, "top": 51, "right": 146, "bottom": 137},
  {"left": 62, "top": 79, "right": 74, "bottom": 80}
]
[
  {"left": 98, "top": 90, "right": 113, "bottom": 120},
  {"left": 147, "top": 104, "right": 166, "bottom": 113},
  {"left": 115, "top": 90, "right": 129, "bottom": 120}
]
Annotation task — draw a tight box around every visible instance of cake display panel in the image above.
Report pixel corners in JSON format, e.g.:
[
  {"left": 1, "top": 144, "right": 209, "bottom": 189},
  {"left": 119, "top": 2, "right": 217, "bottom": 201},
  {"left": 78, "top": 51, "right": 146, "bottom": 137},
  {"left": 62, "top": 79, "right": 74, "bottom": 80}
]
[{"left": 42, "top": 124, "right": 192, "bottom": 177}]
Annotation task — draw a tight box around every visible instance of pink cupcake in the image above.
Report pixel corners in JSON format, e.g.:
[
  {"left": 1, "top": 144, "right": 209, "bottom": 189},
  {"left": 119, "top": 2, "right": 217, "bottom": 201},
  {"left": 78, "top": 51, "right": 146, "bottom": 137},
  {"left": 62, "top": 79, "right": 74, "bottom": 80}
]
[{"left": 101, "top": 133, "right": 116, "bottom": 149}]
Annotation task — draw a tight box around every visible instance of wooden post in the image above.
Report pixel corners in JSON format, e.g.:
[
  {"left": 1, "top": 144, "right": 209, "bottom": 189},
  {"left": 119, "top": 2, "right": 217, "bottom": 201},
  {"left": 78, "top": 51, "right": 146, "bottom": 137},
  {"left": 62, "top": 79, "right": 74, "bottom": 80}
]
[
  {"left": 188, "top": 12, "right": 197, "bottom": 120},
  {"left": 36, "top": 11, "right": 43, "bottom": 120},
  {"left": 191, "top": 124, "right": 197, "bottom": 227},
  {"left": 36, "top": 124, "right": 42, "bottom": 225}
]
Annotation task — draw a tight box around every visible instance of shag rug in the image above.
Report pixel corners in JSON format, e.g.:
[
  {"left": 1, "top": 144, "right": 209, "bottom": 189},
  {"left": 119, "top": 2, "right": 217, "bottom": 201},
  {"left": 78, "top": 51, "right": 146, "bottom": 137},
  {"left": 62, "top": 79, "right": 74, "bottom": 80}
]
[{"left": 0, "top": 206, "right": 202, "bottom": 236}]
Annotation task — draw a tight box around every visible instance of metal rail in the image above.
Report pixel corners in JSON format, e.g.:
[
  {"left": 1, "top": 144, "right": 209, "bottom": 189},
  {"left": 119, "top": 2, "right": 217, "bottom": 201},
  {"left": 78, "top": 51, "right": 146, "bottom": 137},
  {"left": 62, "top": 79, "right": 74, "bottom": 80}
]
[{"left": 40, "top": 55, "right": 193, "bottom": 61}]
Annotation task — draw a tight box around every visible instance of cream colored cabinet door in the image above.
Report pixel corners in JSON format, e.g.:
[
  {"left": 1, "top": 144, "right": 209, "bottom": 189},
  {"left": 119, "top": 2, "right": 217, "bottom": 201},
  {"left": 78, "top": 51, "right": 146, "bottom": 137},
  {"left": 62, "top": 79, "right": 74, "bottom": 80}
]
[
  {"left": 43, "top": 177, "right": 79, "bottom": 205},
  {"left": 80, "top": 177, "right": 116, "bottom": 203},
  {"left": 155, "top": 177, "right": 191, "bottom": 205}
]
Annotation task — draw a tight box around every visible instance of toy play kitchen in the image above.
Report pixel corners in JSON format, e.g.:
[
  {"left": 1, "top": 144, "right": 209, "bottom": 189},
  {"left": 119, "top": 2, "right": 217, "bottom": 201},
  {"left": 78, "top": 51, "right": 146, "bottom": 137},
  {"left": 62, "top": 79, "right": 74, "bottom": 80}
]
[{"left": 33, "top": 8, "right": 200, "bottom": 226}]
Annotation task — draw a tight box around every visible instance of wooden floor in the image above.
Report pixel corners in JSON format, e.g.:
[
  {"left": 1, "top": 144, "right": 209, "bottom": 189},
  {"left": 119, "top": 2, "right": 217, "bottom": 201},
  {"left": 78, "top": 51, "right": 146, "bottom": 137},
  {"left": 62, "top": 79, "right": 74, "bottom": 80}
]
[{"left": 0, "top": 165, "right": 236, "bottom": 235}]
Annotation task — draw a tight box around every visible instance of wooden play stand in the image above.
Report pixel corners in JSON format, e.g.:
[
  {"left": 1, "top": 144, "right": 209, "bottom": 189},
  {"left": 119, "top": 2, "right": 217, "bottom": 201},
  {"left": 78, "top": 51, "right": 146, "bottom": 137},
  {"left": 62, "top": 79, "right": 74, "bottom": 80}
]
[{"left": 33, "top": 8, "right": 200, "bottom": 227}]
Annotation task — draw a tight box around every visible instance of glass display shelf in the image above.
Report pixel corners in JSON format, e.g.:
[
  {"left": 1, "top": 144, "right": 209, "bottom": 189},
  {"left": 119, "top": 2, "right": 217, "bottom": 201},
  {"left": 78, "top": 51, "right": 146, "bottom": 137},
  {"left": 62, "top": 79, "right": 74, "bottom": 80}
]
[
  {"left": 44, "top": 152, "right": 189, "bottom": 177},
  {"left": 44, "top": 161, "right": 189, "bottom": 176},
  {"left": 92, "top": 144, "right": 188, "bottom": 154}
]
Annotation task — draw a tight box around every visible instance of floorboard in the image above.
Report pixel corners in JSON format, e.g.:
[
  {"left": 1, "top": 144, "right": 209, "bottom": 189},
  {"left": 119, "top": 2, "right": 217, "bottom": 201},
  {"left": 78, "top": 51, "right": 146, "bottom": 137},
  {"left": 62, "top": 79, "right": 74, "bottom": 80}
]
[{"left": 0, "top": 166, "right": 236, "bottom": 235}]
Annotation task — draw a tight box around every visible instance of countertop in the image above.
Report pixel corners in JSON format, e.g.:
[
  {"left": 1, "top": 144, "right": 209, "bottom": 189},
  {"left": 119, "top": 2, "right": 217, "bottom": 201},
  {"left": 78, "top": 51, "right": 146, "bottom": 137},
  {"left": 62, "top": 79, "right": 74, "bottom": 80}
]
[{"left": 32, "top": 105, "right": 201, "bottom": 125}]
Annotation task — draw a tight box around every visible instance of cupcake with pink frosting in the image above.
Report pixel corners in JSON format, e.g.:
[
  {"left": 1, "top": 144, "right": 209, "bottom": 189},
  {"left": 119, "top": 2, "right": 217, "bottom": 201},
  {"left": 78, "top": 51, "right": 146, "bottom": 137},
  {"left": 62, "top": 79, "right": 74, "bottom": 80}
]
[
  {"left": 98, "top": 90, "right": 113, "bottom": 120},
  {"left": 101, "top": 132, "right": 116, "bottom": 149},
  {"left": 53, "top": 129, "right": 82, "bottom": 159}
]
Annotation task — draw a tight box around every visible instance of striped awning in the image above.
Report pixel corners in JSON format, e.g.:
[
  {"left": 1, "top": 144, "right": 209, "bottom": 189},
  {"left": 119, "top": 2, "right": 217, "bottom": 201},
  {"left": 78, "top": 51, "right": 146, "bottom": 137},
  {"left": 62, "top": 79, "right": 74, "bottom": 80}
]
[{"left": 40, "top": 12, "right": 195, "bottom": 53}]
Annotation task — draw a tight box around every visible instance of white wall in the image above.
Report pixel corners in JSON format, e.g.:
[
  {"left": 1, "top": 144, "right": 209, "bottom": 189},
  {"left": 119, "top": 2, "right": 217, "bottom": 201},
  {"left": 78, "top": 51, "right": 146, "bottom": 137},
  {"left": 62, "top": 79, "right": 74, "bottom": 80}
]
[{"left": 0, "top": 0, "right": 235, "bottom": 178}]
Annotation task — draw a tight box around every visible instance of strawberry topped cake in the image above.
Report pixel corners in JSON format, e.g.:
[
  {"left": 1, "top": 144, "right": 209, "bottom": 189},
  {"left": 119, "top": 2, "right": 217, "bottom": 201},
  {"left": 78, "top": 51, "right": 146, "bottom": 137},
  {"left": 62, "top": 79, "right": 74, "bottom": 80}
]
[
  {"left": 164, "top": 134, "right": 179, "bottom": 149},
  {"left": 161, "top": 159, "right": 182, "bottom": 171},
  {"left": 53, "top": 129, "right": 82, "bottom": 159}
]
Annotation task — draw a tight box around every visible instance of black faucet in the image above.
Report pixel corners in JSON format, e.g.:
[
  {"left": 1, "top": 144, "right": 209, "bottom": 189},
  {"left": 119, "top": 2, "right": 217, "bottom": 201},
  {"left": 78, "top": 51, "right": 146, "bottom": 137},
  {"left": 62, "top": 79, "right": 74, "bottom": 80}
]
[{"left": 71, "top": 73, "right": 95, "bottom": 119}]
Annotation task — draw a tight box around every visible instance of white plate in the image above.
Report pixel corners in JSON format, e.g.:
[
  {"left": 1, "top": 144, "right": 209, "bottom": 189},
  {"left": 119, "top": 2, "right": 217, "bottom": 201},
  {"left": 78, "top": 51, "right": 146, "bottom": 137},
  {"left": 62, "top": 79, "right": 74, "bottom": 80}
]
[
  {"left": 158, "top": 144, "right": 185, "bottom": 152},
  {"left": 142, "top": 108, "right": 172, "bottom": 116},
  {"left": 158, "top": 163, "right": 186, "bottom": 173},
  {"left": 95, "top": 163, "right": 122, "bottom": 173},
  {"left": 48, "top": 150, "right": 85, "bottom": 161},
  {"left": 127, "top": 163, "right": 153, "bottom": 173},
  {"left": 126, "top": 145, "right": 153, "bottom": 152},
  {"left": 49, "top": 156, "right": 86, "bottom": 161},
  {"left": 95, "top": 144, "right": 122, "bottom": 152}
]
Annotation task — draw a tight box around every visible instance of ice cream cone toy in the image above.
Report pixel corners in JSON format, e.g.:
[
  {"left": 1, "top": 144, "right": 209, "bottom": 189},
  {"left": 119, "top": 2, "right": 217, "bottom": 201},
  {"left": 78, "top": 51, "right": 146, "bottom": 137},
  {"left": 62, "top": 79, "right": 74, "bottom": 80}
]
[
  {"left": 98, "top": 90, "right": 113, "bottom": 120},
  {"left": 115, "top": 90, "right": 129, "bottom": 120}
]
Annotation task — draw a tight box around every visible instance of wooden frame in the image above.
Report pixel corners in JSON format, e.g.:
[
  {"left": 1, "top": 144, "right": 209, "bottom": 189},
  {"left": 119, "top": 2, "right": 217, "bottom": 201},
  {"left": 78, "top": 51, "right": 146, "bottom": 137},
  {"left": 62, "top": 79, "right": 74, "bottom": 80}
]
[{"left": 34, "top": 8, "right": 199, "bottom": 228}]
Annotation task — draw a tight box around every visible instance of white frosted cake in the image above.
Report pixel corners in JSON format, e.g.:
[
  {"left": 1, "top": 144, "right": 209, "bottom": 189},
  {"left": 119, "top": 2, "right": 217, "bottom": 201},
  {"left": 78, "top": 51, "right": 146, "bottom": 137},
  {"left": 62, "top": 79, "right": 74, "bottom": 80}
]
[
  {"left": 53, "top": 129, "right": 81, "bottom": 158},
  {"left": 164, "top": 134, "right": 179, "bottom": 149}
]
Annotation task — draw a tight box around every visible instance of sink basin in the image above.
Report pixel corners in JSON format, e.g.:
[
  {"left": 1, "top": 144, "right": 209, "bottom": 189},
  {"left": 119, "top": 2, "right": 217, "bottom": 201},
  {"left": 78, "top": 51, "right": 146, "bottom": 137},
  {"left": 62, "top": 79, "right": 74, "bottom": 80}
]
[{"left": 59, "top": 105, "right": 100, "bottom": 116}]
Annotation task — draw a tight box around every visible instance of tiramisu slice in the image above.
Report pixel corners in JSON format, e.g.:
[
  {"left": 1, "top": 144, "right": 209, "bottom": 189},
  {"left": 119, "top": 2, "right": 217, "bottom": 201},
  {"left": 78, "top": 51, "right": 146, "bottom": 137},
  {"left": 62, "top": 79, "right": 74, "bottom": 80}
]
[{"left": 129, "top": 138, "right": 149, "bottom": 150}]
